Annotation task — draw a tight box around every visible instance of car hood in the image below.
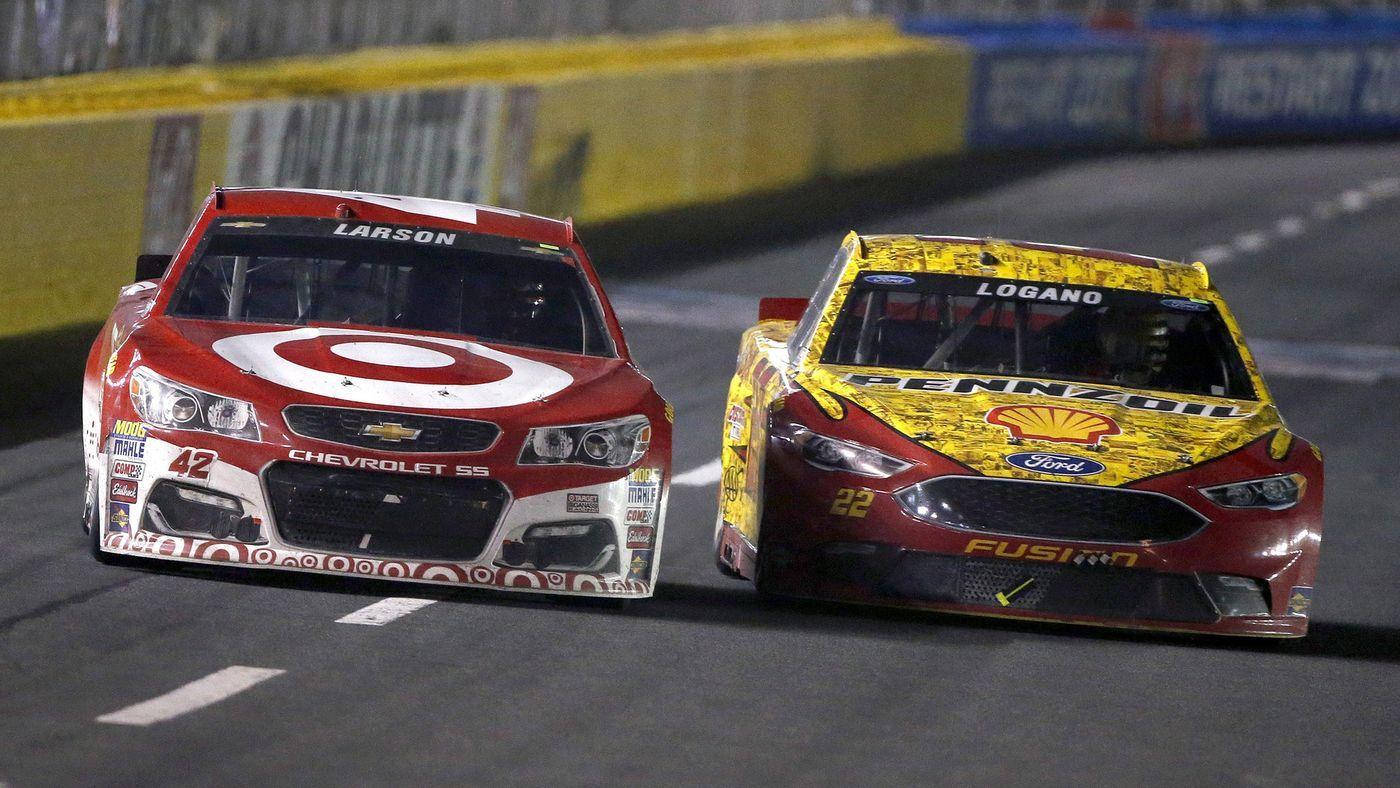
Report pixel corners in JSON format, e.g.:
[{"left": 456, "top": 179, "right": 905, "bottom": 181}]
[
  {"left": 802, "top": 365, "right": 1282, "bottom": 485},
  {"left": 135, "top": 318, "right": 652, "bottom": 423}
]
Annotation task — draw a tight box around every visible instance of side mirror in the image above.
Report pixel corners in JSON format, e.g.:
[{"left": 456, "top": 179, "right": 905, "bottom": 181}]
[
  {"left": 758, "top": 297, "right": 808, "bottom": 322},
  {"left": 135, "top": 254, "right": 172, "bottom": 282}
]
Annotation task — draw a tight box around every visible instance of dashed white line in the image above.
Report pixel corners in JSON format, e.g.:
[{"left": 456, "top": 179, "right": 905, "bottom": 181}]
[
  {"left": 1232, "top": 231, "right": 1269, "bottom": 253},
  {"left": 96, "top": 666, "right": 285, "bottom": 726},
  {"left": 1191, "top": 174, "right": 1398, "bottom": 265},
  {"left": 672, "top": 458, "right": 722, "bottom": 487},
  {"left": 336, "top": 597, "right": 436, "bottom": 626},
  {"left": 1274, "top": 216, "right": 1305, "bottom": 238},
  {"left": 1338, "top": 189, "right": 1370, "bottom": 212}
]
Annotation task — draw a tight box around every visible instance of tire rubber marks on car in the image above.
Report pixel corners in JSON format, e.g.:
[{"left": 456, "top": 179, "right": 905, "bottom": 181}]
[{"left": 211, "top": 327, "right": 572, "bottom": 410}]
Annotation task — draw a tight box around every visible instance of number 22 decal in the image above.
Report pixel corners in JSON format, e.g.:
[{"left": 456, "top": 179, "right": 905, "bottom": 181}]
[
  {"left": 169, "top": 448, "right": 217, "bottom": 480},
  {"left": 830, "top": 488, "right": 874, "bottom": 517}
]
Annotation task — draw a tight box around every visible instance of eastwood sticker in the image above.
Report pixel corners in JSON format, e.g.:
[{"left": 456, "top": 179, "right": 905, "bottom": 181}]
[
  {"left": 987, "top": 405, "right": 1120, "bottom": 446},
  {"left": 845, "top": 374, "right": 1249, "bottom": 418},
  {"left": 626, "top": 525, "right": 655, "bottom": 549},
  {"left": 1004, "top": 451, "right": 1105, "bottom": 476},
  {"left": 287, "top": 449, "right": 487, "bottom": 477},
  {"left": 332, "top": 223, "right": 457, "bottom": 246},
  {"left": 109, "top": 479, "right": 139, "bottom": 504},
  {"left": 566, "top": 493, "right": 599, "bottom": 514},
  {"left": 111, "top": 460, "right": 144, "bottom": 480}
]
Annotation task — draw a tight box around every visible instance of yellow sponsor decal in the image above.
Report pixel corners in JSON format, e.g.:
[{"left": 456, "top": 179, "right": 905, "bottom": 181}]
[
  {"left": 964, "top": 537, "right": 1139, "bottom": 567},
  {"left": 986, "top": 404, "right": 1121, "bottom": 446},
  {"left": 112, "top": 420, "right": 147, "bottom": 438},
  {"left": 830, "top": 488, "right": 874, "bottom": 518}
]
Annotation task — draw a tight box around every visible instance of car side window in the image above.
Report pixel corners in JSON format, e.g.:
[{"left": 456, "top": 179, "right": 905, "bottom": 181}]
[{"left": 789, "top": 244, "right": 852, "bottom": 358}]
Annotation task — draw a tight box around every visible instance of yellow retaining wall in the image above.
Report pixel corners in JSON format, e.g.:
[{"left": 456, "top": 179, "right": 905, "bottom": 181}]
[{"left": 0, "top": 20, "right": 970, "bottom": 339}]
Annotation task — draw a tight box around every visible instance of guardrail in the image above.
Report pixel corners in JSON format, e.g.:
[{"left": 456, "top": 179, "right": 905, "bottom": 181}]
[
  {"left": 0, "top": 19, "right": 970, "bottom": 341},
  {"left": 0, "top": 0, "right": 861, "bottom": 81}
]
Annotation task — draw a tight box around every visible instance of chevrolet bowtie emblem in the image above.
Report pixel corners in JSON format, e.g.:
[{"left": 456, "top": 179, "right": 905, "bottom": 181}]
[{"left": 360, "top": 422, "right": 421, "bottom": 442}]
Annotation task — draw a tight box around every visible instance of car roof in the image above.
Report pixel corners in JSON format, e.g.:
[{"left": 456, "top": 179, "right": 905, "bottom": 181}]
[
  {"left": 853, "top": 234, "right": 1212, "bottom": 295},
  {"left": 212, "top": 187, "right": 574, "bottom": 247}
]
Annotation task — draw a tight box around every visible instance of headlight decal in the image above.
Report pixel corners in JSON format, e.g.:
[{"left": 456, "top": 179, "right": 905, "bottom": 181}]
[
  {"left": 519, "top": 415, "right": 651, "bottom": 468},
  {"left": 128, "top": 367, "right": 261, "bottom": 441},
  {"left": 774, "top": 422, "right": 911, "bottom": 478},
  {"left": 1199, "top": 473, "right": 1306, "bottom": 510}
]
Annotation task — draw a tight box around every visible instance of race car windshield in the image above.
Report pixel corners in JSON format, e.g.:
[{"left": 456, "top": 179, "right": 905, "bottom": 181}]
[
  {"left": 168, "top": 219, "right": 615, "bottom": 356},
  {"left": 822, "top": 273, "right": 1256, "bottom": 400}
]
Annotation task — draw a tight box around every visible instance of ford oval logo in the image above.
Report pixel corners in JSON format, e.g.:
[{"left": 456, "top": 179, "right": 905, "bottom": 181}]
[
  {"left": 1004, "top": 451, "right": 1105, "bottom": 476},
  {"left": 1160, "top": 298, "right": 1211, "bottom": 312},
  {"left": 864, "top": 274, "right": 915, "bottom": 285}
]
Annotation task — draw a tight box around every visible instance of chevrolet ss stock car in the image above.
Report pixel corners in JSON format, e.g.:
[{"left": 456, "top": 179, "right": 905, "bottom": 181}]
[
  {"left": 84, "top": 187, "right": 670, "bottom": 598},
  {"left": 714, "top": 233, "right": 1323, "bottom": 637}
]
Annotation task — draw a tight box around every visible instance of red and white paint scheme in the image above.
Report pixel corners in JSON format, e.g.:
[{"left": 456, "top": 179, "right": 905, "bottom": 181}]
[{"left": 82, "top": 187, "right": 671, "bottom": 597}]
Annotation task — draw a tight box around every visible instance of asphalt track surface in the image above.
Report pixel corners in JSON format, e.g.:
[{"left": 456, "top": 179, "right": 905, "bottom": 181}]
[{"left": 2, "top": 141, "right": 1399, "bottom": 786}]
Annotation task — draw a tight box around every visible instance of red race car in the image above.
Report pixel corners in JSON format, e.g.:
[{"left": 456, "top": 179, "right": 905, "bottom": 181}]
[
  {"left": 714, "top": 234, "right": 1322, "bottom": 637},
  {"left": 84, "top": 187, "right": 670, "bottom": 598}
]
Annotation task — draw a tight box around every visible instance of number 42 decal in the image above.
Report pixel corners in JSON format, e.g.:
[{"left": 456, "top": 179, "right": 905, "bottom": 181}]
[
  {"left": 830, "top": 488, "right": 874, "bottom": 518},
  {"left": 169, "top": 448, "right": 217, "bottom": 480}
]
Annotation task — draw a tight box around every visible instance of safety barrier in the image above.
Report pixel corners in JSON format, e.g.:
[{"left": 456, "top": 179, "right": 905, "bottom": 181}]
[
  {"left": 0, "top": 19, "right": 970, "bottom": 341},
  {"left": 904, "top": 10, "right": 1400, "bottom": 146}
]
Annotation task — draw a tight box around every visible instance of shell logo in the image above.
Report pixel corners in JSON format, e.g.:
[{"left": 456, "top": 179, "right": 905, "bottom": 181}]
[{"left": 985, "top": 405, "right": 1120, "bottom": 446}]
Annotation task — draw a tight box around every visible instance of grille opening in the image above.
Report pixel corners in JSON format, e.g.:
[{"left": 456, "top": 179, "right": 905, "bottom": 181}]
[
  {"left": 283, "top": 405, "right": 500, "bottom": 453},
  {"left": 265, "top": 461, "right": 507, "bottom": 561},
  {"left": 898, "top": 477, "right": 1207, "bottom": 543}
]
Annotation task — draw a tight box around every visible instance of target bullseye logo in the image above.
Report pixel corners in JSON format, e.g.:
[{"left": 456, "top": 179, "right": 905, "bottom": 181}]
[
  {"left": 211, "top": 327, "right": 573, "bottom": 409},
  {"left": 329, "top": 341, "right": 455, "bottom": 368}
]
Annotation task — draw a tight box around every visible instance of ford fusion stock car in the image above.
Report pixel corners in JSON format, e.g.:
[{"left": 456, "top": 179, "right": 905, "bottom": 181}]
[
  {"left": 84, "top": 187, "right": 670, "bottom": 598},
  {"left": 714, "top": 234, "right": 1321, "bottom": 636}
]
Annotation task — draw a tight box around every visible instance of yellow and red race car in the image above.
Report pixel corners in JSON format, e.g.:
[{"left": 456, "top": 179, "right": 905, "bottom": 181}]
[{"left": 713, "top": 233, "right": 1322, "bottom": 637}]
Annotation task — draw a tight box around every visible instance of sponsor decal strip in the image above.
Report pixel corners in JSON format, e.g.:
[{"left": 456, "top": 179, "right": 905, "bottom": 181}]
[
  {"left": 287, "top": 450, "right": 487, "bottom": 477},
  {"left": 846, "top": 374, "right": 1248, "bottom": 418},
  {"left": 102, "top": 532, "right": 650, "bottom": 595},
  {"left": 965, "top": 538, "right": 1139, "bottom": 567}
]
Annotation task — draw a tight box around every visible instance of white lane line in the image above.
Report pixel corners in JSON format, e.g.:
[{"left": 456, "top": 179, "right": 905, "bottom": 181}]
[
  {"left": 1274, "top": 216, "right": 1305, "bottom": 238},
  {"left": 1252, "top": 339, "right": 1400, "bottom": 385},
  {"left": 96, "top": 666, "right": 284, "bottom": 726},
  {"left": 672, "top": 458, "right": 723, "bottom": 487},
  {"left": 336, "top": 597, "right": 436, "bottom": 626},
  {"left": 1232, "top": 231, "right": 1269, "bottom": 253},
  {"left": 1191, "top": 174, "right": 1398, "bottom": 265}
]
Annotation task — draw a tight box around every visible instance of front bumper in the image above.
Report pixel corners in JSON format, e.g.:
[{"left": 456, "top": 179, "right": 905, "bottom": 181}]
[
  {"left": 746, "top": 417, "right": 1320, "bottom": 637},
  {"left": 746, "top": 530, "right": 1308, "bottom": 637},
  {"left": 98, "top": 434, "right": 665, "bottom": 598}
]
